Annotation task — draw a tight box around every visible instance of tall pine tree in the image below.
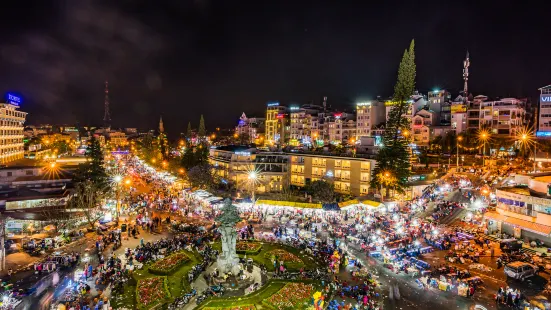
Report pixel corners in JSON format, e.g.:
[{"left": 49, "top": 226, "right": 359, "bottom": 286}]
[
  {"left": 198, "top": 115, "right": 206, "bottom": 139},
  {"left": 371, "top": 40, "right": 416, "bottom": 198},
  {"left": 186, "top": 122, "right": 193, "bottom": 141},
  {"left": 73, "top": 136, "right": 108, "bottom": 186}
]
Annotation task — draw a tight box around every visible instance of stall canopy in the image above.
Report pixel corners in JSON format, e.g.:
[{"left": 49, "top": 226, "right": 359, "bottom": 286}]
[{"left": 256, "top": 200, "right": 322, "bottom": 209}]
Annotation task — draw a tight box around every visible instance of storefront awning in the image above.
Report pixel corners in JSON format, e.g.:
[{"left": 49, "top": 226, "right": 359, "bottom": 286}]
[{"left": 484, "top": 211, "right": 551, "bottom": 236}]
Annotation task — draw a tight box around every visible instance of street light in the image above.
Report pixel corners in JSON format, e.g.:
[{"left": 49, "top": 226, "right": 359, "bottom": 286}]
[
  {"left": 248, "top": 171, "right": 258, "bottom": 202},
  {"left": 112, "top": 175, "right": 123, "bottom": 222},
  {"left": 477, "top": 129, "right": 491, "bottom": 167},
  {"left": 456, "top": 136, "right": 463, "bottom": 168},
  {"left": 516, "top": 126, "right": 536, "bottom": 172}
]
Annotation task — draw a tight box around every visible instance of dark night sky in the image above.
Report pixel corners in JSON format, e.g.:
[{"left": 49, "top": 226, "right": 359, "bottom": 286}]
[{"left": 0, "top": 0, "right": 549, "bottom": 136}]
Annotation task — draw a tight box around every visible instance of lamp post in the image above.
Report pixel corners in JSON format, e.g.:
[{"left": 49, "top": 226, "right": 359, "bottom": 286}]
[
  {"left": 113, "top": 175, "right": 122, "bottom": 221},
  {"left": 478, "top": 131, "right": 490, "bottom": 167},
  {"left": 456, "top": 136, "right": 463, "bottom": 168},
  {"left": 248, "top": 171, "right": 258, "bottom": 203}
]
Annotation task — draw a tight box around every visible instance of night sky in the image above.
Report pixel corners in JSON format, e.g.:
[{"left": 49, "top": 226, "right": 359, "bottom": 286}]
[{"left": 0, "top": 0, "right": 549, "bottom": 136}]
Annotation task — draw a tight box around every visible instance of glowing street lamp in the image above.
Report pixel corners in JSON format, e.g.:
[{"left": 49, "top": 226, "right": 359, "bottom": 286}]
[
  {"left": 456, "top": 136, "right": 463, "bottom": 167},
  {"left": 477, "top": 129, "right": 491, "bottom": 167}
]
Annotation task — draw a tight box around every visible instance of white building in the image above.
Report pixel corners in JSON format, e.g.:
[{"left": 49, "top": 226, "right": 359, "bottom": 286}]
[
  {"left": 356, "top": 100, "right": 386, "bottom": 138},
  {"left": 0, "top": 97, "right": 27, "bottom": 164},
  {"left": 289, "top": 105, "right": 322, "bottom": 146},
  {"left": 538, "top": 85, "right": 551, "bottom": 137},
  {"left": 467, "top": 96, "right": 527, "bottom": 136},
  {"left": 327, "top": 112, "right": 356, "bottom": 145}
]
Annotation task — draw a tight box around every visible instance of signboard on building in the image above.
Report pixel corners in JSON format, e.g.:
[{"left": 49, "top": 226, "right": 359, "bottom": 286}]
[
  {"left": 6, "top": 197, "right": 68, "bottom": 210},
  {"left": 540, "top": 94, "right": 551, "bottom": 103},
  {"left": 5, "top": 93, "right": 21, "bottom": 106},
  {"left": 6, "top": 221, "right": 22, "bottom": 230},
  {"left": 451, "top": 104, "right": 467, "bottom": 114}
]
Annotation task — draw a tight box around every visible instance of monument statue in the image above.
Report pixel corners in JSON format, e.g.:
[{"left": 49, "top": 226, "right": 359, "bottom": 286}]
[{"left": 215, "top": 198, "right": 241, "bottom": 274}]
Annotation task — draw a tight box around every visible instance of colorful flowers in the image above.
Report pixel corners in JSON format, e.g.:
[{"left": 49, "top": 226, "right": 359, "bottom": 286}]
[
  {"left": 203, "top": 306, "right": 256, "bottom": 310},
  {"left": 236, "top": 242, "right": 262, "bottom": 254},
  {"left": 266, "top": 249, "right": 302, "bottom": 264},
  {"left": 149, "top": 252, "right": 189, "bottom": 274},
  {"left": 265, "top": 282, "right": 314, "bottom": 309},
  {"left": 136, "top": 277, "right": 170, "bottom": 309}
]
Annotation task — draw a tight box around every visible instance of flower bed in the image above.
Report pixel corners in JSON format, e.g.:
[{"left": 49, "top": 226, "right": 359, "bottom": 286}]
[
  {"left": 203, "top": 306, "right": 257, "bottom": 310},
  {"left": 236, "top": 242, "right": 262, "bottom": 255},
  {"left": 264, "top": 282, "right": 314, "bottom": 310},
  {"left": 149, "top": 252, "right": 190, "bottom": 275},
  {"left": 136, "top": 277, "right": 170, "bottom": 309},
  {"left": 265, "top": 249, "right": 302, "bottom": 264}
]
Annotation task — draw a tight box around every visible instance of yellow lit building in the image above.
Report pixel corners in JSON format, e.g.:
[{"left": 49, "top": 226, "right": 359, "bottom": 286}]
[
  {"left": 209, "top": 147, "right": 289, "bottom": 193},
  {"left": 0, "top": 101, "right": 27, "bottom": 164},
  {"left": 108, "top": 131, "right": 128, "bottom": 147},
  {"left": 290, "top": 154, "right": 375, "bottom": 196},
  {"left": 265, "top": 102, "right": 287, "bottom": 145}
]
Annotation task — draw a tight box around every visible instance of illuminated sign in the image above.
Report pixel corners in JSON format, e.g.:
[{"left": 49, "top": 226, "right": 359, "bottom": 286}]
[
  {"left": 6, "top": 93, "right": 21, "bottom": 106},
  {"left": 451, "top": 104, "right": 467, "bottom": 114},
  {"left": 289, "top": 106, "right": 300, "bottom": 111},
  {"left": 276, "top": 114, "right": 285, "bottom": 119},
  {"left": 334, "top": 113, "right": 342, "bottom": 119},
  {"left": 267, "top": 102, "right": 280, "bottom": 107},
  {"left": 357, "top": 102, "right": 371, "bottom": 106},
  {"left": 541, "top": 95, "right": 551, "bottom": 103},
  {"left": 536, "top": 131, "right": 551, "bottom": 137},
  {"left": 235, "top": 151, "right": 251, "bottom": 156}
]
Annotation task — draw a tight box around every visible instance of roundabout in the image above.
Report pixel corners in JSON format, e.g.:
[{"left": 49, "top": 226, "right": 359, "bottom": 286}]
[{"left": 110, "top": 199, "right": 328, "bottom": 310}]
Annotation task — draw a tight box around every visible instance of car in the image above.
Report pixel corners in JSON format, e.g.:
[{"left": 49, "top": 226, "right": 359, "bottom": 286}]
[{"left": 504, "top": 261, "right": 538, "bottom": 281}]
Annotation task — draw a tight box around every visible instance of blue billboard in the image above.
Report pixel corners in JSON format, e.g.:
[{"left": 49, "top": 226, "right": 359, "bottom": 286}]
[
  {"left": 6, "top": 93, "right": 21, "bottom": 106},
  {"left": 541, "top": 94, "right": 551, "bottom": 103}
]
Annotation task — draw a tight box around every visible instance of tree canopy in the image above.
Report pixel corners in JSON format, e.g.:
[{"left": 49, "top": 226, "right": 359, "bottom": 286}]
[{"left": 371, "top": 40, "right": 415, "bottom": 197}]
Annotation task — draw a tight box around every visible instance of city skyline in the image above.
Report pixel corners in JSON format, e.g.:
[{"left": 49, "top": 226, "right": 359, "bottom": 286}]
[{"left": 0, "top": 0, "right": 548, "bottom": 136}]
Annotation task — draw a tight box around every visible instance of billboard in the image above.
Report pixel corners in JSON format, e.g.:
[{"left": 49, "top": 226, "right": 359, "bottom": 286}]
[
  {"left": 6, "top": 93, "right": 21, "bottom": 106},
  {"left": 451, "top": 104, "right": 467, "bottom": 114},
  {"left": 541, "top": 94, "right": 551, "bottom": 103}
]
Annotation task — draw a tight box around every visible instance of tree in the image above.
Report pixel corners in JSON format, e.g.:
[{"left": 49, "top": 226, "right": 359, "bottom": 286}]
[
  {"left": 187, "top": 164, "right": 216, "bottom": 190},
  {"left": 306, "top": 179, "right": 335, "bottom": 203},
  {"left": 68, "top": 181, "right": 107, "bottom": 231},
  {"left": 371, "top": 40, "right": 415, "bottom": 197},
  {"left": 51, "top": 139, "right": 71, "bottom": 155},
  {"left": 158, "top": 133, "right": 169, "bottom": 160},
  {"left": 198, "top": 115, "right": 206, "bottom": 139},
  {"left": 181, "top": 145, "right": 196, "bottom": 170},
  {"left": 186, "top": 122, "right": 193, "bottom": 141},
  {"left": 73, "top": 136, "right": 107, "bottom": 186},
  {"left": 40, "top": 204, "right": 77, "bottom": 234},
  {"left": 195, "top": 142, "right": 210, "bottom": 165},
  {"left": 136, "top": 133, "right": 156, "bottom": 161}
]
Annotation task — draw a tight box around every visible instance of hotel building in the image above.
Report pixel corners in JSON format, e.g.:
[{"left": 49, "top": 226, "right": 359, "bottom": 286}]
[
  {"left": 209, "top": 147, "right": 289, "bottom": 193},
  {"left": 0, "top": 101, "right": 27, "bottom": 164},
  {"left": 290, "top": 153, "right": 375, "bottom": 196}
]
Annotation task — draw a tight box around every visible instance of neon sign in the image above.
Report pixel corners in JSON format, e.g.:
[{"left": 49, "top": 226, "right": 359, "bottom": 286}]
[
  {"left": 267, "top": 102, "right": 280, "bottom": 107},
  {"left": 6, "top": 93, "right": 21, "bottom": 106},
  {"left": 289, "top": 106, "right": 300, "bottom": 111},
  {"left": 357, "top": 102, "right": 371, "bottom": 106}
]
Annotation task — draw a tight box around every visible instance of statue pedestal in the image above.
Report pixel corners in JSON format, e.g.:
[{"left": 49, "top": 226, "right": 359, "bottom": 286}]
[{"left": 216, "top": 255, "right": 240, "bottom": 274}]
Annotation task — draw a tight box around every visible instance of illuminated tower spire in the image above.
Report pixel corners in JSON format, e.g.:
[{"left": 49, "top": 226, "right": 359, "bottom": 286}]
[
  {"left": 463, "top": 51, "right": 470, "bottom": 100},
  {"left": 159, "top": 116, "right": 164, "bottom": 133},
  {"left": 103, "top": 80, "right": 111, "bottom": 128}
]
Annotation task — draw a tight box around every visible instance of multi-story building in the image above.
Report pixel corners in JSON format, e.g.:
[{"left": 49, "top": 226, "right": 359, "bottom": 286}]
[
  {"left": 0, "top": 97, "right": 27, "bottom": 164},
  {"left": 290, "top": 153, "right": 375, "bottom": 196},
  {"left": 467, "top": 96, "right": 527, "bottom": 135},
  {"left": 235, "top": 113, "right": 265, "bottom": 143},
  {"left": 485, "top": 174, "right": 551, "bottom": 244},
  {"left": 289, "top": 104, "right": 323, "bottom": 146},
  {"left": 108, "top": 131, "right": 128, "bottom": 147},
  {"left": 209, "top": 147, "right": 289, "bottom": 193},
  {"left": 265, "top": 102, "right": 288, "bottom": 145},
  {"left": 356, "top": 100, "right": 386, "bottom": 138},
  {"left": 450, "top": 101, "right": 468, "bottom": 134},
  {"left": 327, "top": 112, "right": 356, "bottom": 145},
  {"left": 538, "top": 85, "right": 551, "bottom": 137},
  {"left": 427, "top": 90, "right": 451, "bottom": 126}
]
